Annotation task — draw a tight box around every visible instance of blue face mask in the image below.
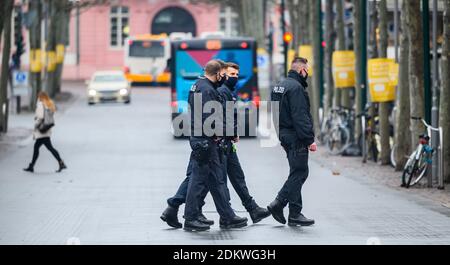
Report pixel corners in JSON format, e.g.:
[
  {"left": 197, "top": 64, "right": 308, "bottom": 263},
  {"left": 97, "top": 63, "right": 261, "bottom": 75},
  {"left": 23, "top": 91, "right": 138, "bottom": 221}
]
[{"left": 225, "top": 76, "right": 238, "bottom": 90}]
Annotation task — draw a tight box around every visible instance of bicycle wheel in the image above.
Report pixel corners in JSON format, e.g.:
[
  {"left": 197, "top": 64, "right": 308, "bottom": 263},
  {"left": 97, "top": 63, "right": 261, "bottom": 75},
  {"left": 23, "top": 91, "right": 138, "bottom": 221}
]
[
  {"left": 402, "top": 158, "right": 417, "bottom": 188},
  {"left": 326, "top": 126, "right": 350, "bottom": 155},
  {"left": 408, "top": 155, "right": 428, "bottom": 187}
]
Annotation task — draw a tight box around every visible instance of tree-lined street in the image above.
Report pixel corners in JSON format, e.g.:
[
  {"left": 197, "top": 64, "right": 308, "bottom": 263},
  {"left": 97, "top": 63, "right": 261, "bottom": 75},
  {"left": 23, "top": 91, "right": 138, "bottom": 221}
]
[{"left": 1, "top": 84, "right": 450, "bottom": 245}]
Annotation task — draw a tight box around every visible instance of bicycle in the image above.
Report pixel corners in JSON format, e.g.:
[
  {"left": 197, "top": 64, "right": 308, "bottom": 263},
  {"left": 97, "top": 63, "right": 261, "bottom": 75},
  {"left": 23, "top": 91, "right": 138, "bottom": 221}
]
[
  {"left": 401, "top": 117, "right": 438, "bottom": 188},
  {"left": 324, "top": 107, "right": 351, "bottom": 155}
]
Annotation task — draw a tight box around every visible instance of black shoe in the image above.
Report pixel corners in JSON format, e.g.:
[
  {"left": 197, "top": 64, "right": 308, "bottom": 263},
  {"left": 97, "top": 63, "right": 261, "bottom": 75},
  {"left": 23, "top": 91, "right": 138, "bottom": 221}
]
[
  {"left": 219, "top": 215, "right": 248, "bottom": 229},
  {"left": 198, "top": 213, "right": 214, "bottom": 225},
  {"left": 160, "top": 205, "right": 182, "bottom": 229},
  {"left": 267, "top": 199, "right": 286, "bottom": 224},
  {"left": 249, "top": 206, "right": 271, "bottom": 224},
  {"left": 288, "top": 213, "right": 315, "bottom": 227},
  {"left": 183, "top": 220, "right": 210, "bottom": 232},
  {"left": 56, "top": 160, "right": 67, "bottom": 173},
  {"left": 23, "top": 164, "right": 34, "bottom": 173}
]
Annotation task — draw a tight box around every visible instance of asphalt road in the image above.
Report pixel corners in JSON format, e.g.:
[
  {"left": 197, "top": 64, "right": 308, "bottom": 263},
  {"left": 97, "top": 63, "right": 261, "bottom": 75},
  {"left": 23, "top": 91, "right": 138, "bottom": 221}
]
[{"left": 1, "top": 84, "right": 450, "bottom": 245}]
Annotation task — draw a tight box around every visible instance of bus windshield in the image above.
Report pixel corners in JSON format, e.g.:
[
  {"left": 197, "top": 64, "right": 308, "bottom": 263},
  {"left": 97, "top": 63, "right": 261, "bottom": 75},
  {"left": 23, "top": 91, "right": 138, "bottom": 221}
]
[{"left": 129, "top": 40, "right": 164, "bottom": 58}]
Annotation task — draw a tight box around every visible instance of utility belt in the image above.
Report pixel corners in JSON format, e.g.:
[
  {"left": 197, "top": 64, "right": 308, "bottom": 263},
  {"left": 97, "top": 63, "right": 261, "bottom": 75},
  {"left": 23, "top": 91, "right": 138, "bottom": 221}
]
[
  {"left": 190, "top": 137, "right": 228, "bottom": 164},
  {"left": 281, "top": 140, "right": 309, "bottom": 152}
]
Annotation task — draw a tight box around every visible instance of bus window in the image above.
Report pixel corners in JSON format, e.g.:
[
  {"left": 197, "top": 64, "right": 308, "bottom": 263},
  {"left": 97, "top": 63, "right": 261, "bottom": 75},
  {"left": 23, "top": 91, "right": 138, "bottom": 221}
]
[{"left": 129, "top": 41, "right": 165, "bottom": 58}]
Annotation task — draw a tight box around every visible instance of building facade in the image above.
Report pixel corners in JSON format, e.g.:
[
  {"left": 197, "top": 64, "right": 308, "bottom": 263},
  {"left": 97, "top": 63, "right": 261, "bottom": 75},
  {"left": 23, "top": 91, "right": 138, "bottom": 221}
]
[{"left": 62, "top": 0, "right": 224, "bottom": 80}]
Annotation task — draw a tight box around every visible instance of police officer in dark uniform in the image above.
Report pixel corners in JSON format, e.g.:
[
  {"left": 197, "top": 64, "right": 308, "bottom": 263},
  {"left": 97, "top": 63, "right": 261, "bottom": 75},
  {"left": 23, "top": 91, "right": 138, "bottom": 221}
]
[
  {"left": 268, "top": 57, "right": 317, "bottom": 227},
  {"left": 201, "top": 62, "right": 270, "bottom": 224},
  {"left": 182, "top": 60, "right": 247, "bottom": 231},
  {"left": 160, "top": 61, "right": 228, "bottom": 229}
]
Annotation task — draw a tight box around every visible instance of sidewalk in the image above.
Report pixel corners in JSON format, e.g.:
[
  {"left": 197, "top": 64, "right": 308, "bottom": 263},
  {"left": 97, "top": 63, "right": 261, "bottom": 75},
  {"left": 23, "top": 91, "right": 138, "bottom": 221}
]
[{"left": 311, "top": 147, "right": 450, "bottom": 208}]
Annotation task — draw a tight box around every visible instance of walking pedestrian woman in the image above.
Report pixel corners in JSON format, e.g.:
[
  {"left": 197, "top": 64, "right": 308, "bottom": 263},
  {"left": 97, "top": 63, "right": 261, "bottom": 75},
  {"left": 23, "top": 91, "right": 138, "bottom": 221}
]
[{"left": 23, "top": 91, "right": 67, "bottom": 173}]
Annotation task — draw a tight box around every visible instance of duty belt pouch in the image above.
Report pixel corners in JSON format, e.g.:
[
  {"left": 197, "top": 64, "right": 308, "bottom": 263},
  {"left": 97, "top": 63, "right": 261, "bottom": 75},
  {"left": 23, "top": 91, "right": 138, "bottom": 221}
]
[{"left": 190, "top": 138, "right": 211, "bottom": 164}]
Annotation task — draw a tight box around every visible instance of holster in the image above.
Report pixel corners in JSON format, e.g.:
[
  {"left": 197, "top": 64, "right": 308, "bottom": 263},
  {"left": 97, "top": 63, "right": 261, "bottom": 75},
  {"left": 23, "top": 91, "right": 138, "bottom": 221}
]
[{"left": 190, "top": 138, "right": 211, "bottom": 165}]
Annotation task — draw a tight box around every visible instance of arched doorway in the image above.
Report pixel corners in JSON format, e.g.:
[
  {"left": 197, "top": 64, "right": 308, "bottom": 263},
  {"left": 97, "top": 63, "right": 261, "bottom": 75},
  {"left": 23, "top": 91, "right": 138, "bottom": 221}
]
[{"left": 151, "top": 7, "right": 196, "bottom": 36}]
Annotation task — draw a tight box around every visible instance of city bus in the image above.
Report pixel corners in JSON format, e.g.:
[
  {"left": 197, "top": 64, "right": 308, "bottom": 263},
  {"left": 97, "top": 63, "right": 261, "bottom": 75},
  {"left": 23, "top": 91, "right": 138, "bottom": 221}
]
[
  {"left": 123, "top": 34, "right": 171, "bottom": 85},
  {"left": 170, "top": 37, "right": 259, "bottom": 137}
]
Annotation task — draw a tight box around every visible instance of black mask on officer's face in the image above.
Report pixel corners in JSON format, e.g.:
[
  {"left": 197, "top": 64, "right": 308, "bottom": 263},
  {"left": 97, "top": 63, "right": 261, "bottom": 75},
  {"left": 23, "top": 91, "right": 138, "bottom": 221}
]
[{"left": 224, "top": 75, "right": 238, "bottom": 90}]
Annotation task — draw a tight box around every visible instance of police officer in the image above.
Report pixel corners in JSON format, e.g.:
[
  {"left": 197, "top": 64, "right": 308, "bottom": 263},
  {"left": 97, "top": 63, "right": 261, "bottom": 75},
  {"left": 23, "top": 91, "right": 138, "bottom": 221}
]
[
  {"left": 182, "top": 60, "right": 247, "bottom": 231},
  {"left": 201, "top": 62, "right": 270, "bottom": 224},
  {"left": 268, "top": 57, "right": 316, "bottom": 227},
  {"left": 160, "top": 60, "right": 228, "bottom": 229}
]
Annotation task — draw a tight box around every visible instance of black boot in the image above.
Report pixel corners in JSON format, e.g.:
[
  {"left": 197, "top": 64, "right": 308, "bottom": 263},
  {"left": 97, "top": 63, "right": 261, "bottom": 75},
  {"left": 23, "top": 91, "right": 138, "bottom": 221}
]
[
  {"left": 184, "top": 219, "right": 210, "bottom": 232},
  {"left": 23, "top": 164, "right": 34, "bottom": 173},
  {"left": 219, "top": 215, "right": 248, "bottom": 229},
  {"left": 288, "top": 213, "right": 315, "bottom": 227},
  {"left": 198, "top": 213, "right": 214, "bottom": 225},
  {"left": 249, "top": 206, "right": 271, "bottom": 224},
  {"left": 160, "top": 205, "right": 182, "bottom": 229},
  {"left": 267, "top": 199, "right": 286, "bottom": 224},
  {"left": 56, "top": 160, "right": 67, "bottom": 173}
]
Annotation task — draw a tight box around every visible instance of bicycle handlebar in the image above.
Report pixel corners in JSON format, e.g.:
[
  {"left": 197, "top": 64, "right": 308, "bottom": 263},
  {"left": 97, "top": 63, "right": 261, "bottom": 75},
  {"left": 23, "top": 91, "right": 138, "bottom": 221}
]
[{"left": 410, "top": 117, "right": 440, "bottom": 131}]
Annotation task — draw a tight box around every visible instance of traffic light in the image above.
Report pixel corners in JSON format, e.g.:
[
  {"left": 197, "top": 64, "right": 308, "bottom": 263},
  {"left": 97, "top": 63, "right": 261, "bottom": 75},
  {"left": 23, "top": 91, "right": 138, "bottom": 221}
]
[
  {"left": 13, "top": 6, "right": 24, "bottom": 68},
  {"left": 283, "top": 32, "right": 293, "bottom": 44}
]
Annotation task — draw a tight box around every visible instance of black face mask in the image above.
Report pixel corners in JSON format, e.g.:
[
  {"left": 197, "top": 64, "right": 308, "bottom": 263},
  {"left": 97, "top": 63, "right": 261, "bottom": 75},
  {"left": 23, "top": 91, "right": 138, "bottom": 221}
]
[{"left": 224, "top": 76, "right": 238, "bottom": 90}]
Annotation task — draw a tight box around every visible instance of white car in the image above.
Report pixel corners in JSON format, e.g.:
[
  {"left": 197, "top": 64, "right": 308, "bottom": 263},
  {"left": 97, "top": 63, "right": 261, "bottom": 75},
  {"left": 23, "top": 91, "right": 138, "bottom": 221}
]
[{"left": 86, "top": 71, "right": 131, "bottom": 105}]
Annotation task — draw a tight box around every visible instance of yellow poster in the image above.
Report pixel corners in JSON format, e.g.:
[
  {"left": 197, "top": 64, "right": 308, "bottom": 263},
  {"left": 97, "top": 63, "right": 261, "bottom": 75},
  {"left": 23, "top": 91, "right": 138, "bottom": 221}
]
[
  {"left": 46, "top": 51, "right": 57, "bottom": 72},
  {"left": 368, "top": 58, "right": 396, "bottom": 102},
  {"left": 286, "top": 49, "right": 296, "bottom": 74},
  {"left": 332, "top": 50, "right": 356, "bottom": 88},
  {"left": 56, "top": 44, "right": 65, "bottom": 64},
  {"left": 298, "top": 45, "right": 313, "bottom": 76},
  {"left": 29, "top": 49, "right": 42, "bottom": 73},
  {"left": 389, "top": 61, "right": 399, "bottom": 87}
]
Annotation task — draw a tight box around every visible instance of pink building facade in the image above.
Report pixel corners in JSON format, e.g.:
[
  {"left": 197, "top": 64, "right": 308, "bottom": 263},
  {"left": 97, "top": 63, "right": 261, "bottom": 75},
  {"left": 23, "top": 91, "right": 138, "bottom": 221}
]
[{"left": 63, "top": 0, "right": 220, "bottom": 80}]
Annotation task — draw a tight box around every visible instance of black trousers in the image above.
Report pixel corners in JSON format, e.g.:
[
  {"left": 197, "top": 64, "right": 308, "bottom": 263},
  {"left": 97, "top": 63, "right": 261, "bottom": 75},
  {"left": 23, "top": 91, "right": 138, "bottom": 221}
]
[
  {"left": 184, "top": 141, "right": 235, "bottom": 222},
  {"left": 167, "top": 142, "right": 257, "bottom": 212},
  {"left": 200, "top": 141, "right": 257, "bottom": 212},
  {"left": 31, "top": 137, "right": 62, "bottom": 166},
  {"left": 277, "top": 146, "right": 309, "bottom": 215}
]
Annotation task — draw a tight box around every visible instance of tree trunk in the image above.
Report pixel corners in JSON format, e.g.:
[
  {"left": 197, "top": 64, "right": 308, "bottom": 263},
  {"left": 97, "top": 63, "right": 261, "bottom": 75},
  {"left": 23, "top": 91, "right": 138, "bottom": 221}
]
[
  {"left": 239, "top": 0, "right": 265, "bottom": 46},
  {"left": 378, "top": 0, "right": 391, "bottom": 165},
  {"left": 29, "top": 0, "right": 42, "bottom": 111},
  {"left": 310, "top": 0, "right": 321, "bottom": 136},
  {"left": 406, "top": 0, "right": 425, "bottom": 148},
  {"left": 394, "top": 0, "right": 411, "bottom": 171},
  {"left": 324, "top": 0, "right": 334, "bottom": 116},
  {"left": 287, "top": 0, "right": 300, "bottom": 49},
  {"left": 53, "top": 4, "right": 70, "bottom": 95},
  {"left": 368, "top": 0, "right": 378, "bottom": 146},
  {"left": 440, "top": 0, "right": 450, "bottom": 182},
  {"left": 352, "top": 0, "right": 362, "bottom": 138},
  {"left": 0, "top": 0, "right": 14, "bottom": 133},
  {"left": 299, "top": 0, "right": 310, "bottom": 45},
  {"left": 46, "top": 0, "right": 58, "bottom": 97}
]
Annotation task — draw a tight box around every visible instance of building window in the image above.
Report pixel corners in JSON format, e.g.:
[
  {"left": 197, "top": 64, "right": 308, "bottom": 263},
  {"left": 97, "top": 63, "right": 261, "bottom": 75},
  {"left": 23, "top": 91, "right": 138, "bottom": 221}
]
[
  {"left": 110, "top": 6, "right": 129, "bottom": 48},
  {"left": 219, "top": 5, "right": 239, "bottom": 37}
]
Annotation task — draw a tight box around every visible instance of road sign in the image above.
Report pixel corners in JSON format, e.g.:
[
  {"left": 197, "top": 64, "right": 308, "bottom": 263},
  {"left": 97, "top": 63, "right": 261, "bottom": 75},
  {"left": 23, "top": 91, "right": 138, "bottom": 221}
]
[{"left": 12, "top": 70, "right": 30, "bottom": 96}]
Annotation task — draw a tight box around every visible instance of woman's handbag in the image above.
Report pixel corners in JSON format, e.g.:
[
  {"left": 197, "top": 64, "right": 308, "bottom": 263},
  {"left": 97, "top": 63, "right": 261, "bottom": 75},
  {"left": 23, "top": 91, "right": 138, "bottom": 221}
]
[{"left": 38, "top": 107, "right": 55, "bottom": 133}]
